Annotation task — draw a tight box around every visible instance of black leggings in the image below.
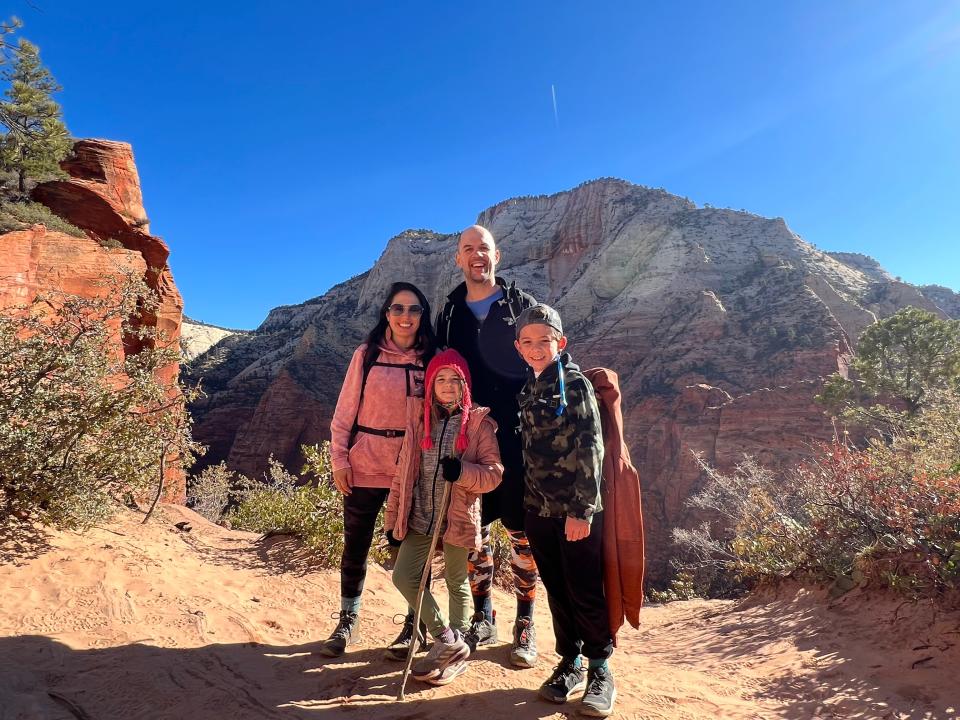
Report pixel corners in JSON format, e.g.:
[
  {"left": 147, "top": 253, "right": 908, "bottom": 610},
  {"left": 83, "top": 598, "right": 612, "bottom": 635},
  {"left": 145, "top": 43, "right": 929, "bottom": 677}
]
[{"left": 340, "top": 486, "right": 390, "bottom": 600}]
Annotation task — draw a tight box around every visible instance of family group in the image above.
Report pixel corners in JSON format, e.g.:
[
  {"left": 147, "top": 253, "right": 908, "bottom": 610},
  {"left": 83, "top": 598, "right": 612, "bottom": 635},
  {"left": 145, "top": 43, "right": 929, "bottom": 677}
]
[{"left": 321, "top": 224, "right": 619, "bottom": 717}]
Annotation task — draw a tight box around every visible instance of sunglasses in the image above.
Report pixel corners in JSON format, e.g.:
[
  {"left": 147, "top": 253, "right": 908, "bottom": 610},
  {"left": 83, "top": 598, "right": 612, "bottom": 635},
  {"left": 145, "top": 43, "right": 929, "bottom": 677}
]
[{"left": 388, "top": 303, "right": 424, "bottom": 316}]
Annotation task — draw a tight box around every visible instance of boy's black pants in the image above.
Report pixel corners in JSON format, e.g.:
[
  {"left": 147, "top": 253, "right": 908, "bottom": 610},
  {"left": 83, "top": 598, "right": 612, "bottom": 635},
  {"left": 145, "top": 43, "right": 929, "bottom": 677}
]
[
  {"left": 340, "top": 486, "right": 389, "bottom": 599},
  {"left": 524, "top": 511, "right": 613, "bottom": 661}
]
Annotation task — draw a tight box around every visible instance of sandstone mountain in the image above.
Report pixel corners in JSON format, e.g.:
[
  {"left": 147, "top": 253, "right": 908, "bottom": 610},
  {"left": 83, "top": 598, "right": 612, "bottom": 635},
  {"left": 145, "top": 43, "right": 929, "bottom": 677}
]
[
  {"left": 187, "top": 178, "right": 953, "bottom": 584},
  {"left": 181, "top": 316, "right": 244, "bottom": 361},
  {"left": 0, "top": 139, "right": 186, "bottom": 499}
]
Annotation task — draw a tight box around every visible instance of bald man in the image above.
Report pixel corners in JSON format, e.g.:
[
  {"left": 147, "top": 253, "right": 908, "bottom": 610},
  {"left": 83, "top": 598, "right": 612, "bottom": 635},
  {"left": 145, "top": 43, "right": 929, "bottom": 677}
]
[{"left": 435, "top": 224, "right": 539, "bottom": 668}]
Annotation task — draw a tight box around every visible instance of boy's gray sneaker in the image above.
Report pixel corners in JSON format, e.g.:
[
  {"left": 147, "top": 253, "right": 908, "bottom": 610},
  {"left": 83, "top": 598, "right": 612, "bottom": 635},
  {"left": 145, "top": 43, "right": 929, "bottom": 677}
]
[
  {"left": 509, "top": 616, "right": 537, "bottom": 667},
  {"left": 384, "top": 612, "right": 428, "bottom": 661},
  {"left": 580, "top": 665, "right": 617, "bottom": 717},
  {"left": 317, "top": 610, "right": 358, "bottom": 658},
  {"left": 462, "top": 611, "right": 498, "bottom": 652},
  {"left": 538, "top": 657, "right": 586, "bottom": 703},
  {"left": 412, "top": 629, "right": 470, "bottom": 682}
]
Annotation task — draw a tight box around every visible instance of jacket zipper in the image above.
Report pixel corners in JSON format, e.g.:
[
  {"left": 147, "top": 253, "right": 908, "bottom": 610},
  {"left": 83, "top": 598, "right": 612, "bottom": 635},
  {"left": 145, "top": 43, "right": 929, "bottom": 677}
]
[{"left": 426, "top": 415, "right": 451, "bottom": 535}]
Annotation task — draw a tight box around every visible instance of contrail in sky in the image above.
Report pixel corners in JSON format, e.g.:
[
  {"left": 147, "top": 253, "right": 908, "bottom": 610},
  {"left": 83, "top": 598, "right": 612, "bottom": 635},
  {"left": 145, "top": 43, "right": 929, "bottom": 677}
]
[{"left": 551, "top": 84, "right": 559, "bottom": 129}]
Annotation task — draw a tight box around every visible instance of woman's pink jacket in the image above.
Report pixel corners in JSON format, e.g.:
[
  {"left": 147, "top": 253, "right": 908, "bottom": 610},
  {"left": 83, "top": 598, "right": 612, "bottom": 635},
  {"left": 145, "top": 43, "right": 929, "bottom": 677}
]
[
  {"left": 329, "top": 342, "right": 425, "bottom": 489},
  {"left": 385, "top": 406, "right": 503, "bottom": 550}
]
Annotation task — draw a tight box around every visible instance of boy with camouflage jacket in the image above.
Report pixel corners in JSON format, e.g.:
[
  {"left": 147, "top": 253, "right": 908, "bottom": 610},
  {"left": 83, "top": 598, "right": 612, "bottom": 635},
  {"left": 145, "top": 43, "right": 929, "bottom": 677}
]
[{"left": 513, "top": 303, "right": 616, "bottom": 718}]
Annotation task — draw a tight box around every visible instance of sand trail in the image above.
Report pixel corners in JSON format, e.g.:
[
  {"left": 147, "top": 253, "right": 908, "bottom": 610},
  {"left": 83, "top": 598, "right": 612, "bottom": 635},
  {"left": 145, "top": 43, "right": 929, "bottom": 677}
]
[{"left": 1, "top": 505, "right": 957, "bottom": 720}]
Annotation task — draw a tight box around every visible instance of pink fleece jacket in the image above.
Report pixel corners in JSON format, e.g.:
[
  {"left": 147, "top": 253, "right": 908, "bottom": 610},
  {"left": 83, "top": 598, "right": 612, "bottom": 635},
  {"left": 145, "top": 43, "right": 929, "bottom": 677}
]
[
  {"left": 329, "top": 340, "right": 426, "bottom": 489},
  {"left": 385, "top": 406, "right": 503, "bottom": 550}
]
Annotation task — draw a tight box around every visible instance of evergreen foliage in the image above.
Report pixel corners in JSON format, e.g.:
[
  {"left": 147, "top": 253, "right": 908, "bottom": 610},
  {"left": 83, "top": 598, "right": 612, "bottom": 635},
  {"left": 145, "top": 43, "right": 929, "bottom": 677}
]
[
  {"left": 0, "top": 198, "right": 85, "bottom": 236},
  {"left": 0, "top": 275, "right": 199, "bottom": 528},
  {"left": 0, "top": 17, "right": 21, "bottom": 64},
  {"left": 0, "top": 37, "right": 71, "bottom": 193},
  {"left": 818, "top": 307, "right": 960, "bottom": 423}
]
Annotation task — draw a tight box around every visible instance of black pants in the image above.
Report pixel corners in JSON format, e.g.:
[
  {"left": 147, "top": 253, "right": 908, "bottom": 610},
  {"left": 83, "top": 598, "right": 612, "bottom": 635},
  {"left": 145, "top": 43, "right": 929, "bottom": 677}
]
[
  {"left": 340, "top": 486, "right": 389, "bottom": 600},
  {"left": 525, "top": 511, "right": 613, "bottom": 661}
]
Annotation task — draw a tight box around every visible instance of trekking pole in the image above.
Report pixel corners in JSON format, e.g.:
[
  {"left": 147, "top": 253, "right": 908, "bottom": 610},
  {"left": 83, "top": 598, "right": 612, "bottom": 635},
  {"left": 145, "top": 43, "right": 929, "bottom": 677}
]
[{"left": 397, "top": 478, "right": 453, "bottom": 701}]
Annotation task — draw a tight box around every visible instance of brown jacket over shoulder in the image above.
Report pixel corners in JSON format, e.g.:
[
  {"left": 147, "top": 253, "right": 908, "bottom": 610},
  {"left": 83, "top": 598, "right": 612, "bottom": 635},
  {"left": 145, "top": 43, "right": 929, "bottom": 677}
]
[{"left": 585, "top": 367, "right": 645, "bottom": 644}]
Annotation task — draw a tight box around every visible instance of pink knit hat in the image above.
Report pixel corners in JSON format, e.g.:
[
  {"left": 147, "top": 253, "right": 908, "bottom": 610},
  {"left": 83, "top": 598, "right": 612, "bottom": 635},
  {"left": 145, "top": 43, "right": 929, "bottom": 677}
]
[{"left": 421, "top": 349, "right": 473, "bottom": 453}]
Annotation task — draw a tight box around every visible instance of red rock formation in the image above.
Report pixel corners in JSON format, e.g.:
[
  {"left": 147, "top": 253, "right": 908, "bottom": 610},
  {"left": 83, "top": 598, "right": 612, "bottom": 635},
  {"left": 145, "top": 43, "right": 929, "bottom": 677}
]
[
  {"left": 0, "top": 226, "right": 146, "bottom": 311},
  {"left": 32, "top": 140, "right": 182, "bottom": 381},
  {"left": 0, "top": 139, "right": 186, "bottom": 501}
]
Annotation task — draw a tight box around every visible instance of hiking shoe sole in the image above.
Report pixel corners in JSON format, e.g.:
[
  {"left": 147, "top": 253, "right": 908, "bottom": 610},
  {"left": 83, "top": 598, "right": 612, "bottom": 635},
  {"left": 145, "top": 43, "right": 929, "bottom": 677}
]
[
  {"left": 579, "top": 687, "right": 617, "bottom": 717},
  {"left": 539, "top": 678, "right": 587, "bottom": 704},
  {"left": 510, "top": 649, "right": 538, "bottom": 668},
  {"left": 426, "top": 659, "right": 468, "bottom": 686},
  {"left": 412, "top": 643, "right": 470, "bottom": 682},
  {"left": 316, "top": 643, "right": 347, "bottom": 658}
]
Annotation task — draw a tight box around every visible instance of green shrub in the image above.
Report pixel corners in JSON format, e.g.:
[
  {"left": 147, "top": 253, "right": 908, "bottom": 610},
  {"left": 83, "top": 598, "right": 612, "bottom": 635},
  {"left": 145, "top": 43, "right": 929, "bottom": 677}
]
[
  {"left": 0, "top": 274, "right": 198, "bottom": 528},
  {"left": 228, "top": 443, "right": 387, "bottom": 568},
  {"left": 187, "top": 461, "right": 236, "bottom": 523},
  {"left": 646, "top": 570, "right": 701, "bottom": 604},
  {"left": 0, "top": 199, "right": 86, "bottom": 238}
]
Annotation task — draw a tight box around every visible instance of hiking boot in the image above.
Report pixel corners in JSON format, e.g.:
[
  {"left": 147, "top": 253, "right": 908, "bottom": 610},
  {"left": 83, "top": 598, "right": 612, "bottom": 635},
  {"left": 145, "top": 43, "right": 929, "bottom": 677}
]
[
  {"left": 383, "top": 612, "right": 429, "bottom": 661},
  {"left": 538, "top": 657, "right": 586, "bottom": 704},
  {"left": 462, "top": 610, "right": 498, "bottom": 652},
  {"left": 412, "top": 629, "right": 470, "bottom": 682},
  {"left": 426, "top": 657, "right": 468, "bottom": 686},
  {"left": 317, "top": 610, "right": 358, "bottom": 658},
  {"left": 580, "top": 665, "right": 617, "bottom": 717},
  {"left": 509, "top": 616, "right": 537, "bottom": 667}
]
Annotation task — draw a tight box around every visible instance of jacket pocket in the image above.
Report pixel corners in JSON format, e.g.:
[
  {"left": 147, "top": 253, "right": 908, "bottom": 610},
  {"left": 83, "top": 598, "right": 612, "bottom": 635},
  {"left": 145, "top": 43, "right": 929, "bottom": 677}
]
[{"left": 348, "top": 432, "right": 404, "bottom": 478}]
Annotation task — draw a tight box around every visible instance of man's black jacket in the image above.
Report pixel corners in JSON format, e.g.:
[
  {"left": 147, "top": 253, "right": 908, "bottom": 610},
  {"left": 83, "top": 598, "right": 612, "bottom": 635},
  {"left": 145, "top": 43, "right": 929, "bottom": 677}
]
[{"left": 435, "top": 277, "right": 536, "bottom": 530}]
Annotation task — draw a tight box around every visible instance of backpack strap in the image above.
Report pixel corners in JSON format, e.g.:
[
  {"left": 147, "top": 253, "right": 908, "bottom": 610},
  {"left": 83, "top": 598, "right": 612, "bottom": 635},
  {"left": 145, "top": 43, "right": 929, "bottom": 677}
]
[{"left": 350, "top": 358, "right": 424, "bottom": 444}]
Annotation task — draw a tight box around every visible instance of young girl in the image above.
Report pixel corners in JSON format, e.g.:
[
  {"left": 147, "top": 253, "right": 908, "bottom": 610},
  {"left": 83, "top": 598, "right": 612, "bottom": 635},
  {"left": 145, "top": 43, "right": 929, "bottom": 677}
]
[{"left": 385, "top": 349, "right": 503, "bottom": 685}]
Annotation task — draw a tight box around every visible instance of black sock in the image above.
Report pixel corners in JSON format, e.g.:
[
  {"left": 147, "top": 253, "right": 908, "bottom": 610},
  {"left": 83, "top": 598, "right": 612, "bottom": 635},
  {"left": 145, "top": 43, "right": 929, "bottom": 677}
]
[{"left": 473, "top": 594, "right": 493, "bottom": 623}]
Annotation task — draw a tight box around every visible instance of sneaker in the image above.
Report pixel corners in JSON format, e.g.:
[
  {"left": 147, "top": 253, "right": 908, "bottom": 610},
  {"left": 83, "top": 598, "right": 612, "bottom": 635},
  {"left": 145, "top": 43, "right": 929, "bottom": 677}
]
[
  {"left": 538, "top": 657, "right": 586, "bottom": 704},
  {"left": 425, "top": 658, "right": 468, "bottom": 686},
  {"left": 384, "top": 612, "right": 429, "bottom": 661},
  {"left": 412, "top": 629, "right": 470, "bottom": 682},
  {"left": 580, "top": 665, "right": 617, "bottom": 717},
  {"left": 462, "top": 610, "right": 498, "bottom": 652},
  {"left": 317, "top": 610, "right": 358, "bottom": 658},
  {"left": 509, "top": 616, "right": 538, "bottom": 668}
]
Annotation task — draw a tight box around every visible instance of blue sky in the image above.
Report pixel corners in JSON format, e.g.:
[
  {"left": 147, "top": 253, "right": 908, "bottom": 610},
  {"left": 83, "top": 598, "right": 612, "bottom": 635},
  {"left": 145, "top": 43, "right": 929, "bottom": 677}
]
[{"left": 8, "top": 1, "right": 960, "bottom": 329}]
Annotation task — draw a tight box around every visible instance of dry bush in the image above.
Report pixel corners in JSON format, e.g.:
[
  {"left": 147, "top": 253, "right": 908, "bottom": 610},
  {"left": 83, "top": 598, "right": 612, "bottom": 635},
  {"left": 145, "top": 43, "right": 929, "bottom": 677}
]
[{"left": 675, "top": 389, "right": 960, "bottom": 599}]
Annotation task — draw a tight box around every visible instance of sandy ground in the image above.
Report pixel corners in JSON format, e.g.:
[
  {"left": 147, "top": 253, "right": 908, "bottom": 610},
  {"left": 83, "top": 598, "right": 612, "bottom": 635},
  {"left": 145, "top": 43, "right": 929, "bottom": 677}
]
[{"left": 1, "top": 505, "right": 958, "bottom": 720}]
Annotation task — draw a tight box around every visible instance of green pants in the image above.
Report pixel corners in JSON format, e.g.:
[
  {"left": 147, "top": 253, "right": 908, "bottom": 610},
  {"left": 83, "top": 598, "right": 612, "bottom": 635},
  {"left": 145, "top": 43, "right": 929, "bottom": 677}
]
[{"left": 392, "top": 531, "right": 471, "bottom": 639}]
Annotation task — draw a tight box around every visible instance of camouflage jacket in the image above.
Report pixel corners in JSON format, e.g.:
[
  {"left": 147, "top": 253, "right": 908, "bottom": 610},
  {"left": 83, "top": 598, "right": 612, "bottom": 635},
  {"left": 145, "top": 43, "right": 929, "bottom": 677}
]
[{"left": 518, "top": 352, "right": 604, "bottom": 521}]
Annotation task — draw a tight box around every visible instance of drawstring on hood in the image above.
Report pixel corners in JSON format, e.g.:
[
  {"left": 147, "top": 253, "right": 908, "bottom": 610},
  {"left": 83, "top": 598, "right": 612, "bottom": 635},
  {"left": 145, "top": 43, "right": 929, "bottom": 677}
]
[
  {"left": 556, "top": 355, "right": 568, "bottom": 416},
  {"left": 421, "top": 349, "right": 473, "bottom": 453}
]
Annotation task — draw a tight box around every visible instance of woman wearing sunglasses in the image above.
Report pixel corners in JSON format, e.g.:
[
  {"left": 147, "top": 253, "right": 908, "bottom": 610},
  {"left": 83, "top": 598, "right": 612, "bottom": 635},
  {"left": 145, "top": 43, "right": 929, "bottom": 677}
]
[{"left": 321, "top": 281, "right": 436, "bottom": 658}]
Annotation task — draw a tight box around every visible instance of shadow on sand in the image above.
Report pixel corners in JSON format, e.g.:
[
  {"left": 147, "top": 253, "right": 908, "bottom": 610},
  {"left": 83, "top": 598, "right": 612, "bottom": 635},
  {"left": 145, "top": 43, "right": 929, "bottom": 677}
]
[{"left": 0, "top": 634, "right": 570, "bottom": 720}]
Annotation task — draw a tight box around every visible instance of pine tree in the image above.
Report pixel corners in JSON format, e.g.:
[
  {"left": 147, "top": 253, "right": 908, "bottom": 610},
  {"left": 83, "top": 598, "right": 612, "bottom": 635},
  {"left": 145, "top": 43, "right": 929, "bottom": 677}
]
[{"left": 0, "top": 38, "right": 71, "bottom": 193}]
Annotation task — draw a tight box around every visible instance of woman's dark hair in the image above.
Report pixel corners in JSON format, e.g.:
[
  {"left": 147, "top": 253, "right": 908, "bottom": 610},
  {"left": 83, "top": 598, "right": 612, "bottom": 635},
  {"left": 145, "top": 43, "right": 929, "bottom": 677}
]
[{"left": 362, "top": 281, "right": 436, "bottom": 372}]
